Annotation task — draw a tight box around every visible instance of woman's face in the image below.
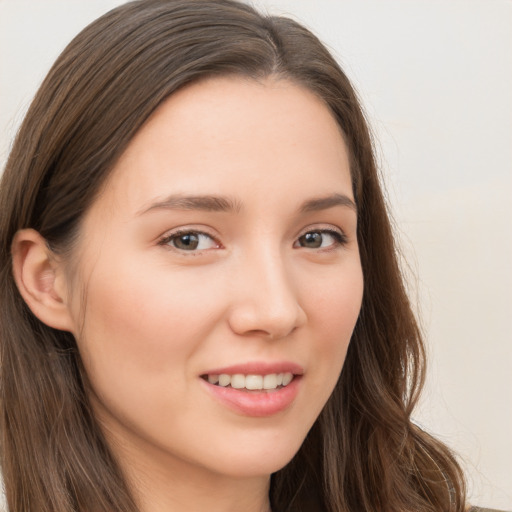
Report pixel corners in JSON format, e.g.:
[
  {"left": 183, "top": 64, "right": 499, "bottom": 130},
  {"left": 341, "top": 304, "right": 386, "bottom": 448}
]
[{"left": 65, "top": 77, "right": 363, "bottom": 481}]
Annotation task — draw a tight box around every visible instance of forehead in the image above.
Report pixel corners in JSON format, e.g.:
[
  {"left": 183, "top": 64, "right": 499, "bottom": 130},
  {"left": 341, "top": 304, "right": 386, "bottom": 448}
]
[{"left": 91, "top": 76, "right": 352, "bottom": 218}]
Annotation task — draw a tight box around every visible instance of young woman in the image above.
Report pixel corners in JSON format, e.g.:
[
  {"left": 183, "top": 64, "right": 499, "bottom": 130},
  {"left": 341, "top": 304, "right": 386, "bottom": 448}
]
[{"left": 0, "top": 1, "right": 496, "bottom": 511}]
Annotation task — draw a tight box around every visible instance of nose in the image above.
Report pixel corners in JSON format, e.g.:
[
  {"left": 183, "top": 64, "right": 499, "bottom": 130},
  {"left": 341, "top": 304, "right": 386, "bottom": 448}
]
[{"left": 227, "top": 249, "right": 307, "bottom": 340}]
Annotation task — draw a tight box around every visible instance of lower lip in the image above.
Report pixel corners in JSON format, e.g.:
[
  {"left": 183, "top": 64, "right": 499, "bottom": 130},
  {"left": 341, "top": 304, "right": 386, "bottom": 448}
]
[{"left": 201, "top": 376, "right": 301, "bottom": 417}]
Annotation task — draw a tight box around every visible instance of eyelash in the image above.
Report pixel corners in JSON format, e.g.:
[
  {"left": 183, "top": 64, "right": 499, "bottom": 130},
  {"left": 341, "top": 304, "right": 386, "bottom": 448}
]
[
  {"left": 158, "top": 229, "right": 221, "bottom": 253},
  {"left": 294, "top": 228, "right": 348, "bottom": 251},
  {"left": 158, "top": 227, "right": 348, "bottom": 254}
]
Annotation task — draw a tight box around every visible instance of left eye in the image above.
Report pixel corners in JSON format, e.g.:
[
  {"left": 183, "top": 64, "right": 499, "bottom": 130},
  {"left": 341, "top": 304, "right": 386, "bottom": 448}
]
[
  {"left": 295, "top": 230, "right": 344, "bottom": 249},
  {"left": 162, "top": 231, "right": 218, "bottom": 251}
]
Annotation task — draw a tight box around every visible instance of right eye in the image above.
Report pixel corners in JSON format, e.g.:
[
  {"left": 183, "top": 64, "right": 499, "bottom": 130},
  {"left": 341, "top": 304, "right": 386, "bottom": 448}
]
[{"left": 159, "top": 230, "right": 219, "bottom": 252}]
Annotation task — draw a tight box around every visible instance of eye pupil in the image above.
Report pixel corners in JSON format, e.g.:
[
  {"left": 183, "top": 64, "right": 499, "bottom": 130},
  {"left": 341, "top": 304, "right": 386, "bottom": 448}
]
[
  {"left": 174, "top": 233, "right": 199, "bottom": 250},
  {"left": 300, "top": 232, "right": 322, "bottom": 248}
]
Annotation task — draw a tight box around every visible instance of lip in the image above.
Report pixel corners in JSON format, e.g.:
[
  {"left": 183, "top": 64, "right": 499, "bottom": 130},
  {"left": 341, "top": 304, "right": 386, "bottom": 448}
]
[
  {"left": 200, "top": 361, "right": 304, "bottom": 417},
  {"left": 202, "top": 361, "right": 304, "bottom": 376}
]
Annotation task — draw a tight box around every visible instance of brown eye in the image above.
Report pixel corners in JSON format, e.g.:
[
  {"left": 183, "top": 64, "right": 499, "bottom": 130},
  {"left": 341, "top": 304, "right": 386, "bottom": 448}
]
[
  {"left": 161, "top": 231, "right": 218, "bottom": 252},
  {"left": 296, "top": 230, "right": 346, "bottom": 249},
  {"left": 173, "top": 233, "right": 200, "bottom": 250},
  {"left": 298, "top": 232, "right": 323, "bottom": 248}
]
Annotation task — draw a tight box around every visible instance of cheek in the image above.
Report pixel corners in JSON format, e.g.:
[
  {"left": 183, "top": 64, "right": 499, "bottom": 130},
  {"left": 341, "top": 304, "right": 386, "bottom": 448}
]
[
  {"left": 302, "top": 260, "right": 363, "bottom": 392},
  {"left": 71, "top": 258, "right": 233, "bottom": 455},
  {"left": 308, "top": 258, "right": 363, "bottom": 336},
  {"left": 74, "top": 259, "right": 224, "bottom": 397}
]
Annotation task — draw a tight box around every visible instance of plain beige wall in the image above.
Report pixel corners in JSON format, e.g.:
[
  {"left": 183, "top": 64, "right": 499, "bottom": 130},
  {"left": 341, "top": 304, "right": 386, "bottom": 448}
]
[{"left": 1, "top": 0, "right": 511, "bottom": 508}]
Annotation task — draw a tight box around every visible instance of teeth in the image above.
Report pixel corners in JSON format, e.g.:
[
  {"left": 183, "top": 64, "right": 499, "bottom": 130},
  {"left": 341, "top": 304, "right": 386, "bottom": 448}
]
[
  {"left": 208, "top": 374, "right": 219, "bottom": 384},
  {"left": 206, "top": 372, "right": 294, "bottom": 390},
  {"left": 262, "top": 374, "right": 277, "bottom": 389},
  {"left": 218, "top": 374, "right": 231, "bottom": 387},
  {"left": 231, "top": 374, "right": 245, "bottom": 389},
  {"left": 282, "top": 373, "right": 293, "bottom": 386},
  {"left": 245, "top": 375, "right": 263, "bottom": 390}
]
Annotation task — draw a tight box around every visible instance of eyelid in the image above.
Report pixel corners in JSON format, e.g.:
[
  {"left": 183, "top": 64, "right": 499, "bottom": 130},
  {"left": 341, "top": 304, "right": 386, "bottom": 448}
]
[
  {"left": 157, "top": 227, "right": 222, "bottom": 252},
  {"left": 296, "top": 224, "right": 346, "bottom": 239},
  {"left": 156, "top": 224, "right": 348, "bottom": 253},
  {"left": 294, "top": 225, "right": 348, "bottom": 249}
]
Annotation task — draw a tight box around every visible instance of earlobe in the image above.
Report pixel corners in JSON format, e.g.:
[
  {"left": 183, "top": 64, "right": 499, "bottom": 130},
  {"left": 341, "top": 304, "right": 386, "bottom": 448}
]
[{"left": 11, "top": 228, "right": 75, "bottom": 332}]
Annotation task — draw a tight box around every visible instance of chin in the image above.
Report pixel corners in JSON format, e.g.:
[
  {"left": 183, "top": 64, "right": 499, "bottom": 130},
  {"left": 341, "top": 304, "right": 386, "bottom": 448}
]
[{"left": 206, "top": 431, "right": 307, "bottom": 479}]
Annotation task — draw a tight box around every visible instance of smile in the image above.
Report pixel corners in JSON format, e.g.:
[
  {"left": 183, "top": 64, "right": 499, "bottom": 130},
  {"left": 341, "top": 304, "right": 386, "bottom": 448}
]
[{"left": 203, "top": 372, "right": 294, "bottom": 391}]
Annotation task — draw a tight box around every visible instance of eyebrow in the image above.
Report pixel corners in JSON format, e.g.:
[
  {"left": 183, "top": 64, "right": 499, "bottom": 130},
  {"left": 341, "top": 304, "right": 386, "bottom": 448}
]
[
  {"left": 138, "top": 192, "right": 356, "bottom": 216},
  {"left": 299, "top": 193, "right": 357, "bottom": 213},
  {"left": 138, "top": 194, "right": 242, "bottom": 215}
]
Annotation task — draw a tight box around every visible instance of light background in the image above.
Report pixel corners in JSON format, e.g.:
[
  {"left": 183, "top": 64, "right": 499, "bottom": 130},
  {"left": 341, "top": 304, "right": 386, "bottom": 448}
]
[{"left": 0, "top": 0, "right": 511, "bottom": 509}]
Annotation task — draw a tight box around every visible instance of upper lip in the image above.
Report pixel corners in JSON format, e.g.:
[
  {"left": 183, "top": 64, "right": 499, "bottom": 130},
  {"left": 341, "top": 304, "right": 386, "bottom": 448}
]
[{"left": 201, "top": 361, "right": 304, "bottom": 376}]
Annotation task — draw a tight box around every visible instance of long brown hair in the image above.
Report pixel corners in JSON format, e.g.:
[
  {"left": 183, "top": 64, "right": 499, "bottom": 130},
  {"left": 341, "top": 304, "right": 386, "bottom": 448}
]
[{"left": 0, "top": 1, "right": 466, "bottom": 511}]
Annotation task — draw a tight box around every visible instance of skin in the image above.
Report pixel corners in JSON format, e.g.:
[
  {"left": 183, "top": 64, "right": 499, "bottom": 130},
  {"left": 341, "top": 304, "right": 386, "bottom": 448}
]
[{"left": 43, "top": 77, "right": 364, "bottom": 511}]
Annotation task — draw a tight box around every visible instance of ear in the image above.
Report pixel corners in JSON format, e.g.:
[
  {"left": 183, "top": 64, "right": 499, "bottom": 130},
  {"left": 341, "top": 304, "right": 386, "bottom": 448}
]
[{"left": 11, "top": 228, "right": 75, "bottom": 332}]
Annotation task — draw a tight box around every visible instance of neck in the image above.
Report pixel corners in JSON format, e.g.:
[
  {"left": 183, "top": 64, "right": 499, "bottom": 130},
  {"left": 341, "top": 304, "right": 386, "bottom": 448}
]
[{"left": 132, "top": 465, "right": 271, "bottom": 512}]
